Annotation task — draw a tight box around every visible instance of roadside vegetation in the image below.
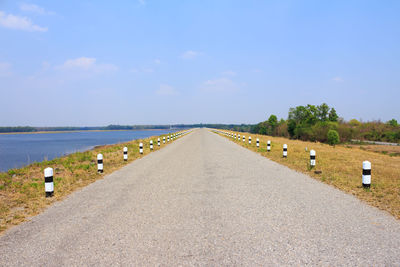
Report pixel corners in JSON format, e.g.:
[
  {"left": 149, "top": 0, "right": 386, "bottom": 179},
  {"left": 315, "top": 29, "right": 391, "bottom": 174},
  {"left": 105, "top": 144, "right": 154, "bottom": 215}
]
[
  {"left": 249, "top": 103, "right": 400, "bottom": 144},
  {"left": 0, "top": 132, "right": 186, "bottom": 234},
  {"left": 208, "top": 104, "right": 400, "bottom": 145},
  {"left": 216, "top": 130, "right": 400, "bottom": 219}
]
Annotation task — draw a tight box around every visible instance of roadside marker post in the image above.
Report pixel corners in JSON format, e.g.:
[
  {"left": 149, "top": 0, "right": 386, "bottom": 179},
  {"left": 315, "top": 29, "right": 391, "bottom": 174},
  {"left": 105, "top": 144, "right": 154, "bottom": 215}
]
[
  {"left": 139, "top": 143, "right": 143, "bottom": 154},
  {"left": 362, "top": 161, "right": 371, "bottom": 188},
  {"left": 150, "top": 140, "right": 153, "bottom": 150},
  {"left": 256, "top": 138, "right": 259, "bottom": 148},
  {"left": 283, "top": 144, "right": 287, "bottom": 158},
  {"left": 310, "top": 150, "right": 316, "bottom": 168},
  {"left": 123, "top": 147, "right": 128, "bottom": 161},
  {"left": 97, "top": 154, "right": 103, "bottom": 173},
  {"left": 243, "top": 135, "right": 245, "bottom": 142},
  {"left": 249, "top": 136, "right": 252, "bottom": 144},
  {"left": 163, "top": 137, "right": 165, "bottom": 144},
  {"left": 44, "top": 167, "right": 54, "bottom": 197},
  {"left": 158, "top": 138, "right": 160, "bottom": 146},
  {"left": 267, "top": 140, "right": 271, "bottom": 152},
  {"left": 167, "top": 136, "right": 170, "bottom": 142}
]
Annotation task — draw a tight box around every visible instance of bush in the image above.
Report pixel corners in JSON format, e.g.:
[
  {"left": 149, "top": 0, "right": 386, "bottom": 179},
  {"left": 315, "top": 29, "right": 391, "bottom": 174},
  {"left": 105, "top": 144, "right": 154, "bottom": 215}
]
[
  {"left": 327, "top": 129, "right": 340, "bottom": 145},
  {"left": 311, "top": 121, "right": 338, "bottom": 142}
]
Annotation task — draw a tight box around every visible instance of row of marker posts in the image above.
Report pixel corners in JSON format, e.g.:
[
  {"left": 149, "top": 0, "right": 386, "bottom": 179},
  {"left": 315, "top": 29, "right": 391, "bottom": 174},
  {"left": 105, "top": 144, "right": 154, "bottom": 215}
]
[
  {"left": 212, "top": 129, "right": 372, "bottom": 189},
  {"left": 44, "top": 130, "right": 192, "bottom": 197}
]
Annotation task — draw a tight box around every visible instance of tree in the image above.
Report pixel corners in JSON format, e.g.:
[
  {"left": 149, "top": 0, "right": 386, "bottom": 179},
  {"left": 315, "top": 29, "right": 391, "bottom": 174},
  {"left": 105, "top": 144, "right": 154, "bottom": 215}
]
[
  {"left": 388, "top": 119, "right": 398, "bottom": 127},
  {"left": 349, "top": 119, "right": 361, "bottom": 127},
  {"left": 317, "top": 103, "right": 330, "bottom": 121},
  {"left": 267, "top": 114, "right": 278, "bottom": 135},
  {"left": 328, "top": 108, "right": 338, "bottom": 122},
  {"left": 268, "top": 115, "right": 278, "bottom": 127},
  {"left": 327, "top": 129, "right": 340, "bottom": 145},
  {"left": 287, "top": 119, "right": 297, "bottom": 137}
]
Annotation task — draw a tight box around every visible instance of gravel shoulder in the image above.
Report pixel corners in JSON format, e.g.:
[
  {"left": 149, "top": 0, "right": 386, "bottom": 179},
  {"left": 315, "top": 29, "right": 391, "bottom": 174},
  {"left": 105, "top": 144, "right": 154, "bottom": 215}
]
[{"left": 1, "top": 128, "right": 399, "bottom": 266}]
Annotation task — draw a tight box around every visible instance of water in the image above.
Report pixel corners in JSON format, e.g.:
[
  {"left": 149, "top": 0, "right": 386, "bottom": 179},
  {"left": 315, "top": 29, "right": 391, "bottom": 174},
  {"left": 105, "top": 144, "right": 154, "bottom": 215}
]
[{"left": 0, "top": 129, "right": 179, "bottom": 172}]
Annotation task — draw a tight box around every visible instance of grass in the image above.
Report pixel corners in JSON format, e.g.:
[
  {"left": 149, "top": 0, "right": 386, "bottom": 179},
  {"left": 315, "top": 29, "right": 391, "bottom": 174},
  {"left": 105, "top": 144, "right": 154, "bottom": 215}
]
[
  {"left": 0, "top": 131, "right": 188, "bottom": 234},
  {"left": 215, "top": 130, "right": 400, "bottom": 220}
]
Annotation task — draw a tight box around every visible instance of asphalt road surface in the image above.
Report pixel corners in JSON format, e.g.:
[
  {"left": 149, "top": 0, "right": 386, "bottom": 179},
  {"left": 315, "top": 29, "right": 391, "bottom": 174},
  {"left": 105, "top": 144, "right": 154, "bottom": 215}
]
[{"left": 1, "top": 129, "right": 400, "bottom": 266}]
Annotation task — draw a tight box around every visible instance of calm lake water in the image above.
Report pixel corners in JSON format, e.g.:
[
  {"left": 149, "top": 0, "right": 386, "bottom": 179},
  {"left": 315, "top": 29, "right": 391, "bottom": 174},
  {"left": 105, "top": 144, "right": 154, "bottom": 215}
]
[{"left": 0, "top": 129, "right": 178, "bottom": 172}]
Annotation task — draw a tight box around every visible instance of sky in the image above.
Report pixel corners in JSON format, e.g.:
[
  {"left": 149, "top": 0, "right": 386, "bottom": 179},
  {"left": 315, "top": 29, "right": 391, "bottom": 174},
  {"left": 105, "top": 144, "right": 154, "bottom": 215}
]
[{"left": 0, "top": 0, "right": 399, "bottom": 126}]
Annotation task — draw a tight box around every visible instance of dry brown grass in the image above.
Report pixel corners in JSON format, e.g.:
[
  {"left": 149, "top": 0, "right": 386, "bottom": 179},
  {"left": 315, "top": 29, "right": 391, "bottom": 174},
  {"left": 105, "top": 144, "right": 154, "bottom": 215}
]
[
  {"left": 217, "top": 130, "right": 400, "bottom": 219},
  {"left": 0, "top": 131, "right": 187, "bottom": 234},
  {"left": 346, "top": 144, "right": 400, "bottom": 156}
]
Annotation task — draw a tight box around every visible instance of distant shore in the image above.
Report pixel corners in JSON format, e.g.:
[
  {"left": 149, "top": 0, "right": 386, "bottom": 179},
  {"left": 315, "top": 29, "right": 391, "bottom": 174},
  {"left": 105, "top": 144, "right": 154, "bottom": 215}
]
[{"left": 0, "top": 129, "right": 174, "bottom": 135}]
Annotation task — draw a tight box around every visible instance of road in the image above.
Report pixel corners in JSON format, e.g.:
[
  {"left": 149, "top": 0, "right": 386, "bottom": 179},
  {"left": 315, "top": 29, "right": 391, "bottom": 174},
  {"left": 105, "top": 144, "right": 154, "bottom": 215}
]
[{"left": 1, "top": 128, "right": 400, "bottom": 266}]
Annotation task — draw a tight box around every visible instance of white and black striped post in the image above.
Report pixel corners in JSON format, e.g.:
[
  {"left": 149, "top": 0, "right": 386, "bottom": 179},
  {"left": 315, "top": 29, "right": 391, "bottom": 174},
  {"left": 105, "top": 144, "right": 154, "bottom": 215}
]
[
  {"left": 256, "top": 138, "right": 259, "bottom": 148},
  {"left": 167, "top": 136, "right": 170, "bottom": 142},
  {"left": 238, "top": 134, "right": 240, "bottom": 141},
  {"left": 249, "top": 136, "right": 252, "bottom": 144},
  {"left": 267, "top": 140, "right": 271, "bottom": 152},
  {"left": 362, "top": 161, "right": 371, "bottom": 188},
  {"left": 283, "top": 144, "right": 287, "bottom": 158},
  {"left": 235, "top": 134, "right": 237, "bottom": 139},
  {"left": 243, "top": 135, "right": 245, "bottom": 142},
  {"left": 139, "top": 143, "right": 143, "bottom": 154},
  {"left": 163, "top": 137, "right": 166, "bottom": 144},
  {"left": 158, "top": 138, "right": 160, "bottom": 146},
  {"left": 310, "top": 150, "right": 316, "bottom": 168},
  {"left": 44, "top": 167, "right": 54, "bottom": 197},
  {"left": 123, "top": 147, "right": 128, "bottom": 161},
  {"left": 150, "top": 140, "right": 153, "bottom": 150},
  {"left": 97, "top": 153, "right": 103, "bottom": 173}
]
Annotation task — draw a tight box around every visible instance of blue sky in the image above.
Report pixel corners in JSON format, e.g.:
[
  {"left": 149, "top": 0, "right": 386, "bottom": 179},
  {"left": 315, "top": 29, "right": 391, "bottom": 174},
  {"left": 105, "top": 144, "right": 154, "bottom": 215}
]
[{"left": 0, "top": 0, "right": 399, "bottom": 126}]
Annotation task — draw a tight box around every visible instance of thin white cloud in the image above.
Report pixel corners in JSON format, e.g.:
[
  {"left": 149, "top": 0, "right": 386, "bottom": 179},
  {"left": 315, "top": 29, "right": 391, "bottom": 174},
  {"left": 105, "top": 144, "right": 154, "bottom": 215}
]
[
  {"left": 154, "top": 59, "right": 161, "bottom": 64},
  {"left": 0, "top": 62, "right": 12, "bottom": 76},
  {"left": 181, "top": 50, "right": 200, "bottom": 60},
  {"left": 19, "top": 3, "right": 55, "bottom": 15},
  {"left": 332, "top": 76, "right": 344, "bottom": 82},
  {"left": 129, "top": 67, "right": 154, "bottom": 73},
  {"left": 0, "top": 11, "right": 47, "bottom": 32},
  {"left": 200, "top": 78, "right": 239, "bottom": 92},
  {"left": 62, "top": 57, "right": 96, "bottom": 69},
  {"left": 221, "top": 70, "right": 236, "bottom": 76},
  {"left": 57, "top": 57, "right": 118, "bottom": 73},
  {"left": 138, "top": 0, "right": 146, "bottom": 5},
  {"left": 156, "top": 84, "right": 179, "bottom": 96}
]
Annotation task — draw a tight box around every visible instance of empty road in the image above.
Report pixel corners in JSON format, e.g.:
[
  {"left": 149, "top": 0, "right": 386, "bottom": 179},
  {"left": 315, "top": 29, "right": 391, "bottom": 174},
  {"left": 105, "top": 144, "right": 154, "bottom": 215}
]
[{"left": 1, "top": 129, "right": 400, "bottom": 266}]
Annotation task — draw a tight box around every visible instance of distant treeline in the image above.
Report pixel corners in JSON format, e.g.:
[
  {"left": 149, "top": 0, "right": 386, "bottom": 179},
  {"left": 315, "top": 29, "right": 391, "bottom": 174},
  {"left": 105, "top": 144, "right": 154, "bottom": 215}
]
[
  {"left": 0, "top": 124, "right": 237, "bottom": 133},
  {"left": 2, "top": 112, "right": 399, "bottom": 144},
  {"left": 210, "top": 103, "right": 400, "bottom": 145},
  {"left": 0, "top": 124, "right": 191, "bottom": 133}
]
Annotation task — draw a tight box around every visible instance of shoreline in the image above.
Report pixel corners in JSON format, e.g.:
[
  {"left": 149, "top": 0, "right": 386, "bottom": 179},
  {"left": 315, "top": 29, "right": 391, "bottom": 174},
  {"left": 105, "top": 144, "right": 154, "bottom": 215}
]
[
  {"left": 0, "top": 130, "right": 190, "bottom": 234},
  {"left": 0, "top": 128, "right": 178, "bottom": 135}
]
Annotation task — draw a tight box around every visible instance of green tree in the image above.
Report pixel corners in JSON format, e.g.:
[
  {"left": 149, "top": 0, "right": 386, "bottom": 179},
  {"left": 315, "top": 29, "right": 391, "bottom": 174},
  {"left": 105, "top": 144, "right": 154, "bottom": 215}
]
[
  {"left": 349, "top": 119, "right": 361, "bottom": 127},
  {"left": 267, "top": 114, "right": 278, "bottom": 135},
  {"left": 287, "top": 119, "right": 297, "bottom": 137},
  {"left": 328, "top": 108, "right": 338, "bottom": 122},
  {"left": 317, "top": 103, "right": 330, "bottom": 121},
  {"left": 327, "top": 129, "right": 340, "bottom": 145},
  {"left": 388, "top": 119, "right": 398, "bottom": 127}
]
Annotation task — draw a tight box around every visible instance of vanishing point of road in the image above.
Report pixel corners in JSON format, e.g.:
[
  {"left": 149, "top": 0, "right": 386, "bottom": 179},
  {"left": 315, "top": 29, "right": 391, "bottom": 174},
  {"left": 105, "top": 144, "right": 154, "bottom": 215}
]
[{"left": 1, "top": 129, "right": 400, "bottom": 266}]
